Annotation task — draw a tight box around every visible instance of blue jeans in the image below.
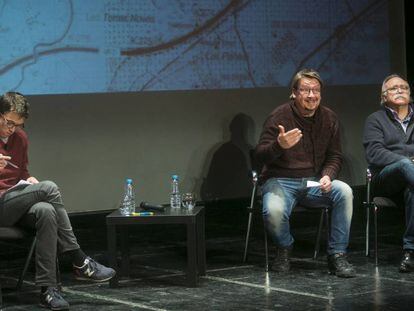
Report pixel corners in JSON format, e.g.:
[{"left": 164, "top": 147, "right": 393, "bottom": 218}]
[
  {"left": 0, "top": 181, "right": 80, "bottom": 286},
  {"left": 261, "top": 177, "right": 353, "bottom": 255},
  {"left": 373, "top": 158, "right": 414, "bottom": 250}
]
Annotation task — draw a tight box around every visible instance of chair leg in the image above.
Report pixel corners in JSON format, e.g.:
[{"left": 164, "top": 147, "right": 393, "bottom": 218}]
[
  {"left": 324, "top": 207, "right": 330, "bottom": 246},
  {"left": 243, "top": 211, "right": 254, "bottom": 263},
  {"left": 264, "top": 223, "right": 269, "bottom": 272},
  {"left": 17, "top": 237, "right": 36, "bottom": 290},
  {"left": 56, "top": 257, "right": 62, "bottom": 291},
  {"left": 313, "top": 209, "right": 325, "bottom": 259},
  {"left": 365, "top": 203, "right": 371, "bottom": 257},
  {"left": 374, "top": 203, "right": 378, "bottom": 266}
]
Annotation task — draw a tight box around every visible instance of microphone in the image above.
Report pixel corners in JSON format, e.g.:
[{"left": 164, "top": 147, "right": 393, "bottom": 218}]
[{"left": 139, "top": 201, "right": 166, "bottom": 212}]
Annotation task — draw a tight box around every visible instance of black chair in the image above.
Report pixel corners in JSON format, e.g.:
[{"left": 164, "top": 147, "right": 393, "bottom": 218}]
[
  {"left": 242, "top": 171, "right": 270, "bottom": 271},
  {"left": 364, "top": 168, "right": 398, "bottom": 266},
  {"left": 0, "top": 226, "right": 62, "bottom": 308},
  {"left": 243, "top": 171, "right": 330, "bottom": 271},
  {"left": 0, "top": 226, "right": 36, "bottom": 290}
]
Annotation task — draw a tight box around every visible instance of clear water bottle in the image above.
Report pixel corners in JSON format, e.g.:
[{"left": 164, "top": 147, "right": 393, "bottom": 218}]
[
  {"left": 170, "top": 174, "right": 181, "bottom": 208},
  {"left": 120, "top": 178, "right": 136, "bottom": 215}
]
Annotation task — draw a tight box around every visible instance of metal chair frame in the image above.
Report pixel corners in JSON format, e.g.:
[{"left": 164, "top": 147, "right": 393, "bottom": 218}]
[
  {"left": 364, "top": 168, "right": 398, "bottom": 266},
  {"left": 243, "top": 171, "right": 329, "bottom": 271},
  {"left": 0, "top": 227, "right": 36, "bottom": 290}
]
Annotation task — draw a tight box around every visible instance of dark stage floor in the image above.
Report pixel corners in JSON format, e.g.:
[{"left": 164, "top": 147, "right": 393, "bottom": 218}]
[{"left": 1, "top": 200, "right": 413, "bottom": 310}]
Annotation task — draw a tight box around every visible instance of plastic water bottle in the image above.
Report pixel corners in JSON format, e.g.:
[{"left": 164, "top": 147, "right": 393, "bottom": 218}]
[
  {"left": 120, "top": 178, "right": 136, "bottom": 215},
  {"left": 170, "top": 174, "right": 181, "bottom": 208}
]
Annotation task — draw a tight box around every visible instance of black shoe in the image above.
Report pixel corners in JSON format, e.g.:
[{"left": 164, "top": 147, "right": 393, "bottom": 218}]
[
  {"left": 327, "top": 253, "right": 356, "bottom": 278},
  {"left": 399, "top": 250, "right": 414, "bottom": 273},
  {"left": 271, "top": 247, "right": 292, "bottom": 272},
  {"left": 39, "top": 287, "right": 69, "bottom": 310}
]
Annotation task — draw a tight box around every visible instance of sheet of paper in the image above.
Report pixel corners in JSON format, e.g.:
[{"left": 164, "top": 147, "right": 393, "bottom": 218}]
[
  {"left": 306, "top": 180, "right": 321, "bottom": 188},
  {"left": 4, "top": 179, "right": 32, "bottom": 193}
]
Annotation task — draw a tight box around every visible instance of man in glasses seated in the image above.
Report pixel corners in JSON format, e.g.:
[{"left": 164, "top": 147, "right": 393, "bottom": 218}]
[
  {"left": 255, "top": 69, "right": 355, "bottom": 278},
  {"left": 363, "top": 74, "right": 414, "bottom": 272},
  {"left": 0, "top": 92, "right": 115, "bottom": 310}
]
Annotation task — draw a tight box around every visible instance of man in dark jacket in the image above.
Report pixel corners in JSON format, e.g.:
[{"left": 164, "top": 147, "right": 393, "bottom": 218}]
[
  {"left": 256, "top": 69, "right": 355, "bottom": 278},
  {"left": 363, "top": 74, "right": 414, "bottom": 272}
]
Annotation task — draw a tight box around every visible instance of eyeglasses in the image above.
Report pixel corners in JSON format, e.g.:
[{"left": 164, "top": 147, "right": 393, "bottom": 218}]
[
  {"left": 384, "top": 85, "right": 410, "bottom": 94},
  {"left": 296, "top": 88, "right": 321, "bottom": 95},
  {"left": 2, "top": 116, "right": 25, "bottom": 130}
]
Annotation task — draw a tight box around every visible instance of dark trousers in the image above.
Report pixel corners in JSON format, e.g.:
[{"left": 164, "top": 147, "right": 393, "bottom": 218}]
[
  {"left": 0, "top": 180, "right": 80, "bottom": 286},
  {"left": 373, "top": 158, "right": 414, "bottom": 250}
]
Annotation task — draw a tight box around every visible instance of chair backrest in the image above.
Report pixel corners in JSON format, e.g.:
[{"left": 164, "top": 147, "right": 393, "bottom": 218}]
[{"left": 366, "top": 168, "right": 401, "bottom": 208}]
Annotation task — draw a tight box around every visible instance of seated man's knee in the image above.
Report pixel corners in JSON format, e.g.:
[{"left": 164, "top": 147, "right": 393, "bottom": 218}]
[
  {"left": 40, "top": 180, "right": 59, "bottom": 192},
  {"left": 263, "top": 192, "right": 288, "bottom": 222},
  {"left": 37, "top": 180, "right": 61, "bottom": 199},
  {"left": 332, "top": 180, "right": 353, "bottom": 201},
  {"left": 32, "top": 202, "right": 57, "bottom": 221},
  {"left": 396, "top": 158, "right": 412, "bottom": 169}
]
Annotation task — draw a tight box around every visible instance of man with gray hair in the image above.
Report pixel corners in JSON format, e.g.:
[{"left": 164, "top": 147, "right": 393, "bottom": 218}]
[
  {"left": 0, "top": 92, "right": 115, "bottom": 310},
  {"left": 363, "top": 74, "right": 414, "bottom": 272},
  {"left": 256, "top": 69, "right": 355, "bottom": 277}
]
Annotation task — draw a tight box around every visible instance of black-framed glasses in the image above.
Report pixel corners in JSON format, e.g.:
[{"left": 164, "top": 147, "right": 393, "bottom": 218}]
[
  {"left": 1, "top": 115, "right": 25, "bottom": 129},
  {"left": 296, "top": 87, "right": 321, "bottom": 95}
]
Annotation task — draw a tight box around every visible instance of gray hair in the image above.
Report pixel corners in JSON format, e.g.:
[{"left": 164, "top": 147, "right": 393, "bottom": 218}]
[{"left": 380, "top": 74, "right": 412, "bottom": 105}]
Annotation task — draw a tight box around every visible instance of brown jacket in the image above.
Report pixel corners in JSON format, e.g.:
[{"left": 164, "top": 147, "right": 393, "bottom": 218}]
[{"left": 255, "top": 101, "right": 342, "bottom": 182}]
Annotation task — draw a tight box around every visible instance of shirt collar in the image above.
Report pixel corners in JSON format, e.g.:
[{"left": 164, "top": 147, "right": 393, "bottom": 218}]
[{"left": 385, "top": 105, "right": 413, "bottom": 124}]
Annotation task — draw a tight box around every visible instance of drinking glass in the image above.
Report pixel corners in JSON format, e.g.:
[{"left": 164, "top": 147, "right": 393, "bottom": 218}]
[{"left": 182, "top": 193, "right": 195, "bottom": 209}]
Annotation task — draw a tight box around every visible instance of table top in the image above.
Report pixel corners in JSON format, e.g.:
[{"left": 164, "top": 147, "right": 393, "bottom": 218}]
[{"left": 106, "top": 205, "right": 205, "bottom": 225}]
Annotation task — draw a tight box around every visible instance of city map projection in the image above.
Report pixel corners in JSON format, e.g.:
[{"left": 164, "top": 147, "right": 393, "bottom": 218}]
[{"left": 0, "top": 0, "right": 390, "bottom": 95}]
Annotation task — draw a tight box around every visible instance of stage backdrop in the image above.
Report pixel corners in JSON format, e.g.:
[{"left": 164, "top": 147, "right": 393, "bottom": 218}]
[{"left": 0, "top": 0, "right": 407, "bottom": 212}]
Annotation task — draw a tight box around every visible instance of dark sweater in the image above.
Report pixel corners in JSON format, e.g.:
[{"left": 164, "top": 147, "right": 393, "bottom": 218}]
[
  {"left": 363, "top": 104, "right": 414, "bottom": 176},
  {"left": 255, "top": 101, "right": 342, "bottom": 182},
  {"left": 0, "top": 129, "right": 30, "bottom": 194}
]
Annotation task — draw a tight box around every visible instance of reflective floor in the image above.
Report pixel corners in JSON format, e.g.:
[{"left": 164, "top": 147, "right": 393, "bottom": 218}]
[{"left": 1, "top": 201, "right": 413, "bottom": 310}]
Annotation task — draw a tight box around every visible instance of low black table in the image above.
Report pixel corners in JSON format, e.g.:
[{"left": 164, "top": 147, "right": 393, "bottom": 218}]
[{"left": 106, "top": 206, "right": 206, "bottom": 287}]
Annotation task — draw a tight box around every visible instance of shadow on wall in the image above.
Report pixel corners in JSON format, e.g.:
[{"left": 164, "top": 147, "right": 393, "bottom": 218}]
[{"left": 200, "top": 113, "right": 256, "bottom": 201}]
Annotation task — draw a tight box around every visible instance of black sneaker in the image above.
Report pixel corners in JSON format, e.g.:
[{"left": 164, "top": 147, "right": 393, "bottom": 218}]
[
  {"left": 271, "top": 247, "right": 292, "bottom": 272},
  {"left": 73, "top": 257, "right": 116, "bottom": 282},
  {"left": 39, "top": 287, "right": 69, "bottom": 310},
  {"left": 328, "top": 253, "right": 356, "bottom": 278}
]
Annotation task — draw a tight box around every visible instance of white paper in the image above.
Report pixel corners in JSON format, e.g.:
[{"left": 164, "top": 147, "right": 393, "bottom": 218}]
[
  {"left": 7, "top": 179, "right": 32, "bottom": 191},
  {"left": 1, "top": 179, "right": 32, "bottom": 197},
  {"left": 306, "top": 181, "right": 321, "bottom": 188}
]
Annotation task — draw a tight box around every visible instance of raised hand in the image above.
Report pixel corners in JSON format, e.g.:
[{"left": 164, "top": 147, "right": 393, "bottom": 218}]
[
  {"left": 0, "top": 153, "right": 12, "bottom": 170},
  {"left": 277, "top": 125, "right": 302, "bottom": 149}
]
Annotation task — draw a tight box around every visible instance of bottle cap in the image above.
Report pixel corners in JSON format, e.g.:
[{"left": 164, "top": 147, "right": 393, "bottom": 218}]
[
  {"left": 126, "top": 178, "right": 133, "bottom": 184},
  {"left": 172, "top": 174, "right": 179, "bottom": 180}
]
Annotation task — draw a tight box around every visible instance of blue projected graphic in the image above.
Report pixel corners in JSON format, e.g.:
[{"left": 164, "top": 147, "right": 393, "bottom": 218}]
[{"left": 0, "top": 0, "right": 389, "bottom": 95}]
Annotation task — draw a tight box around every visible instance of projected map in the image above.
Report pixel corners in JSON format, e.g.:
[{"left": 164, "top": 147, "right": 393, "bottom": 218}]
[{"left": 0, "top": 0, "right": 389, "bottom": 95}]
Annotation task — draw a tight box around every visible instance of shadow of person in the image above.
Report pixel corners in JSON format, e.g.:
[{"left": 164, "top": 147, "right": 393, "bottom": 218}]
[{"left": 200, "top": 113, "right": 256, "bottom": 201}]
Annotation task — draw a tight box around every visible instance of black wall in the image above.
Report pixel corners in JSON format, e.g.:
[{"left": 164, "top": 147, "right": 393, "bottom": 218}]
[{"left": 406, "top": 0, "right": 413, "bottom": 84}]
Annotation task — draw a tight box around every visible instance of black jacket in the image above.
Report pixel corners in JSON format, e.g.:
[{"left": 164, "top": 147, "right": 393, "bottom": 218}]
[{"left": 363, "top": 104, "right": 414, "bottom": 176}]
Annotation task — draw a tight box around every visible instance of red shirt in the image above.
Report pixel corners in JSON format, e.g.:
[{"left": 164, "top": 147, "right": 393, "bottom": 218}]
[{"left": 0, "top": 129, "right": 30, "bottom": 194}]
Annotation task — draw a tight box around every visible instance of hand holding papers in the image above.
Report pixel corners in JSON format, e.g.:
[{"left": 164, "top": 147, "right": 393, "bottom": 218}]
[{"left": 306, "top": 180, "right": 321, "bottom": 188}]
